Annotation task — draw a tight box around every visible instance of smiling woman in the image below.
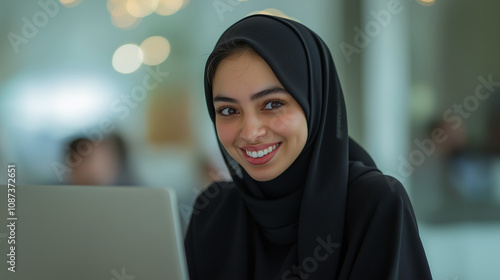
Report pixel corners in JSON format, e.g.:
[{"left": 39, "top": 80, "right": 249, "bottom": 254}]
[
  {"left": 212, "top": 49, "right": 308, "bottom": 181},
  {"left": 185, "top": 15, "right": 432, "bottom": 279}
]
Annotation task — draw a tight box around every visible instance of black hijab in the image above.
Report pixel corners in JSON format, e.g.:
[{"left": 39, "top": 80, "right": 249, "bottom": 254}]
[{"left": 202, "top": 14, "right": 378, "bottom": 278}]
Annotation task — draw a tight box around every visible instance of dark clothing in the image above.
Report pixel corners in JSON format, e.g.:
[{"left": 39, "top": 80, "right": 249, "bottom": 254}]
[{"left": 185, "top": 170, "right": 431, "bottom": 279}]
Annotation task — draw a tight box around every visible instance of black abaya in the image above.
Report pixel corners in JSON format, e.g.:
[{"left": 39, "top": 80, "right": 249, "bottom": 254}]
[{"left": 185, "top": 15, "right": 432, "bottom": 279}]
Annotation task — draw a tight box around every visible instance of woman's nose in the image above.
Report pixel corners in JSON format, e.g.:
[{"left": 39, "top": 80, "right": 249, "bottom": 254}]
[{"left": 240, "top": 114, "right": 266, "bottom": 143}]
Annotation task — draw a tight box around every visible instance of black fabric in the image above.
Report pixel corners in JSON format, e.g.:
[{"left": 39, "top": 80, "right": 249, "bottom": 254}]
[{"left": 185, "top": 15, "right": 432, "bottom": 279}]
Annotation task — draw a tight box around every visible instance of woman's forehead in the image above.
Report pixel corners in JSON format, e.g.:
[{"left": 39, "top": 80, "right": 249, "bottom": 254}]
[{"left": 212, "top": 51, "right": 285, "bottom": 98}]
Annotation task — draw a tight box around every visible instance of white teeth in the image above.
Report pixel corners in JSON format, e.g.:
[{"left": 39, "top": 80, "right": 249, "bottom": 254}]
[{"left": 245, "top": 143, "right": 279, "bottom": 159}]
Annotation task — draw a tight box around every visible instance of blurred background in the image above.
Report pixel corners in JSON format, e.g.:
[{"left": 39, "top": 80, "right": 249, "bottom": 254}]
[{"left": 0, "top": 0, "right": 499, "bottom": 278}]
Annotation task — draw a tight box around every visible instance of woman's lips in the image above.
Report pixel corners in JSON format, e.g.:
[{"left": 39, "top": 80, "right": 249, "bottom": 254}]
[{"left": 240, "top": 142, "right": 281, "bottom": 165}]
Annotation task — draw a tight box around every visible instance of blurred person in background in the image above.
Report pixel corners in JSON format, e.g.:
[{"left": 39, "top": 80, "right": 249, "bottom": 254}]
[
  {"left": 413, "top": 117, "right": 500, "bottom": 223},
  {"left": 412, "top": 118, "right": 468, "bottom": 222},
  {"left": 65, "top": 133, "right": 135, "bottom": 186}
]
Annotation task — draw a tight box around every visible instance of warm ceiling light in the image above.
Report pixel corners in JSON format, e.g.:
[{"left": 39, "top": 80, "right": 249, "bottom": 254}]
[
  {"left": 60, "top": 0, "right": 82, "bottom": 8},
  {"left": 111, "top": 4, "right": 141, "bottom": 29},
  {"left": 140, "top": 36, "right": 171, "bottom": 66},
  {"left": 416, "top": 0, "right": 436, "bottom": 6},
  {"left": 155, "top": 0, "right": 184, "bottom": 16},
  {"left": 112, "top": 44, "right": 144, "bottom": 74},
  {"left": 248, "top": 8, "right": 298, "bottom": 21},
  {"left": 126, "top": 0, "right": 159, "bottom": 18}
]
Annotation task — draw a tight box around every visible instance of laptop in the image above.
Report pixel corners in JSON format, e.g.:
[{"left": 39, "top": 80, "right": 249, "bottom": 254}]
[{"left": 0, "top": 185, "right": 189, "bottom": 280}]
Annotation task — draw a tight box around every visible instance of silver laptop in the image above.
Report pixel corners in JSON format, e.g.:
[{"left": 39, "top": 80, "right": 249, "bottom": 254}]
[{"left": 0, "top": 185, "right": 189, "bottom": 280}]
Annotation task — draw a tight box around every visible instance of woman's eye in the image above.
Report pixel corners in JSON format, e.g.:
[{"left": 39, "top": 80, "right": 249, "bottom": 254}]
[
  {"left": 217, "top": 107, "right": 238, "bottom": 116},
  {"left": 263, "top": 100, "right": 284, "bottom": 110}
]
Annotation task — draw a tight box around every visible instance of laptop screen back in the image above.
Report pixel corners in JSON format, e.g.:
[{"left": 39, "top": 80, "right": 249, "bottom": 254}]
[{"left": 0, "top": 185, "right": 188, "bottom": 280}]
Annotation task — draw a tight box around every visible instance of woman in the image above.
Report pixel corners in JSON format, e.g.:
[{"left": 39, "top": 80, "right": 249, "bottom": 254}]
[{"left": 185, "top": 15, "right": 432, "bottom": 279}]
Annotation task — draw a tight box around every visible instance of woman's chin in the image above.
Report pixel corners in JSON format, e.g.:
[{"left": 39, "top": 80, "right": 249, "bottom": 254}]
[{"left": 244, "top": 166, "right": 283, "bottom": 182}]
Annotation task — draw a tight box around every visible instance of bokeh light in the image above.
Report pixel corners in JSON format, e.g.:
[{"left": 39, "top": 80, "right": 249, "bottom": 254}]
[
  {"left": 107, "top": 0, "right": 190, "bottom": 28},
  {"left": 155, "top": 0, "right": 184, "bottom": 16},
  {"left": 416, "top": 0, "right": 436, "bottom": 6},
  {"left": 60, "top": 0, "right": 82, "bottom": 8},
  {"left": 112, "top": 44, "right": 144, "bottom": 74},
  {"left": 140, "top": 36, "right": 171, "bottom": 66},
  {"left": 108, "top": 0, "right": 142, "bottom": 29},
  {"left": 107, "top": 0, "right": 123, "bottom": 13},
  {"left": 248, "top": 8, "right": 297, "bottom": 21},
  {"left": 127, "top": 0, "right": 159, "bottom": 18}
]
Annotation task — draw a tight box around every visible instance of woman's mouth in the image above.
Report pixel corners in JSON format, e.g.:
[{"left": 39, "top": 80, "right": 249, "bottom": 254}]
[{"left": 240, "top": 142, "right": 281, "bottom": 165}]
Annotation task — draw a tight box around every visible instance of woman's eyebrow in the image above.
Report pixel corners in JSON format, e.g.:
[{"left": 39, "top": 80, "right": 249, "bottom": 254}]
[
  {"left": 213, "top": 87, "right": 288, "bottom": 103},
  {"left": 250, "top": 87, "right": 287, "bottom": 101}
]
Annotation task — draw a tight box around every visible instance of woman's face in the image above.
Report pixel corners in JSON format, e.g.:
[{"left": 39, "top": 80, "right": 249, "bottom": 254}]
[{"left": 212, "top": 50, "right": 308, "bottom": 181}]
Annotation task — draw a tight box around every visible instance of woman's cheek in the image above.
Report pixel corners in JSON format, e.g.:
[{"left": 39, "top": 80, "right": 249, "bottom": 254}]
[
  {"left": 216, "top": 122, "right": 236, "bottom": 147},
  {"left": 270, "top": 112, "right": 303, "bottom": 134}
]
